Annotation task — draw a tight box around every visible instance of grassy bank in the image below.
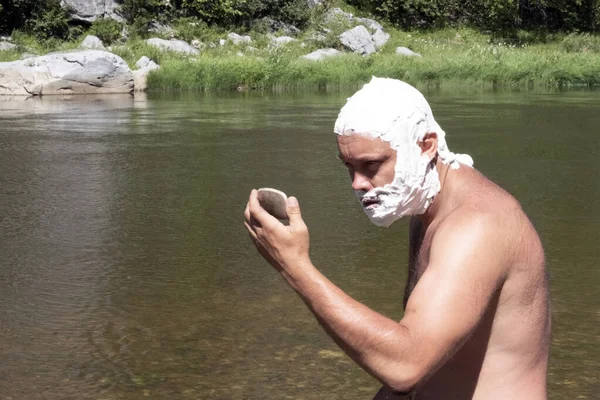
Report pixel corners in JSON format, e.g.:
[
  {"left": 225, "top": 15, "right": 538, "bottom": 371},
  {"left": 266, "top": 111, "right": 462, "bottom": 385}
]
[
  {"left": 2, "top": 26, "right": 600, "bottom": 90},
  {"left": 141, "top": 29, "right": 600, "bottom": 91}
]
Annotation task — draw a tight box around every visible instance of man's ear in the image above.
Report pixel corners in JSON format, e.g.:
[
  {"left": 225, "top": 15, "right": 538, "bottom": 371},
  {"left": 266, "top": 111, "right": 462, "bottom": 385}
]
[{"left": 418, "top": 132, "right": 438, "bottom": 160}]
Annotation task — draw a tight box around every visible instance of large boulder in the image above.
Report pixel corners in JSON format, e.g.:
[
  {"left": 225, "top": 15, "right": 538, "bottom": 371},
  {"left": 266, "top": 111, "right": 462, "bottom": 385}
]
[
  {"left": 302, "top": 48, "right": 342, "bottom": 61},
  {"left": 145, "top": 38, "right": 199, "bottom": 55},
  {"left": 60, "top": 0, "right": 121, "bottom": 23},
  {"left": 80, "top": 35, "right": 105, "bottom": 50},
  {"left": 0, "top": 50, "right": 133, "bottom": 96},
  {"left": 339, "top": 25, "right": 376, "bottom": 56},
  {"left": 133, "top": 56, "right": 160, "bottom": 92}
]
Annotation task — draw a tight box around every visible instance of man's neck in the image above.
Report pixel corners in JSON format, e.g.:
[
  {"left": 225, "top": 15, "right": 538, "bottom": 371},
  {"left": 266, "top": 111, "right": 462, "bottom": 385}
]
[{"left": 418, "top": 160, "right": 453, "bottom": 228}]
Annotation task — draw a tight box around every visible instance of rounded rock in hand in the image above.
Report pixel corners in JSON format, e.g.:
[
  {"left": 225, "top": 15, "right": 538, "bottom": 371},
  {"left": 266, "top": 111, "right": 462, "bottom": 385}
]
[{"left": 257, "top": 188, "right": 288, "bottom": 220}]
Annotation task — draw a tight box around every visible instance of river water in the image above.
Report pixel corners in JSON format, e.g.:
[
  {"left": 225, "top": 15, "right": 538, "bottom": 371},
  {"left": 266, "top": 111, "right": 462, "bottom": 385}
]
[{"left": 0, "top": 89, "right": 598, "bottom": 399}]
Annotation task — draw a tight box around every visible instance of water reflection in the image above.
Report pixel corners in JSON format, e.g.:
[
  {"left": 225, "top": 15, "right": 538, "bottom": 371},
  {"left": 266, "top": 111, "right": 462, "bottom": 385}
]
[{"left": 0, "top": 90, "right": 598, "bottom": 399}]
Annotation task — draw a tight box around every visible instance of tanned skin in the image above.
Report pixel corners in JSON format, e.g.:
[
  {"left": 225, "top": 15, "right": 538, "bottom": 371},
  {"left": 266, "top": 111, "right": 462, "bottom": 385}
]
[{"left": 244, "top": 133, "right": 551, "bottom": 400}]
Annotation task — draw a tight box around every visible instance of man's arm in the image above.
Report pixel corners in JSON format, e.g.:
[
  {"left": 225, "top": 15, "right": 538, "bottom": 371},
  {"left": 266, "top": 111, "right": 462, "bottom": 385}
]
[{"left": 244, "top": 191, "right": 508, "bottom": 393}]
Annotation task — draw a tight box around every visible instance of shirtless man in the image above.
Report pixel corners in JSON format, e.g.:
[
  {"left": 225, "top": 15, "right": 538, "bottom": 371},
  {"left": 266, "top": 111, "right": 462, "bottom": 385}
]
[{"left": 244, "top": 77, "right": 551, "bottom": 399}]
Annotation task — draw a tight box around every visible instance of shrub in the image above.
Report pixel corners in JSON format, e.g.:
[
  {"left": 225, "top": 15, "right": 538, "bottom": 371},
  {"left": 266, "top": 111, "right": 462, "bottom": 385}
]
[
  {"left": 561, "top": 32, "right": 600, "bottom": 53},
  {"left": 117, "top": 0, "right": 167, "bottom": 37},
  {"left": 26, "top": 0, "right": 71, "bottom": 42},
  {"left": 89, "top": 18, "right": 123, "bottom": 45}
]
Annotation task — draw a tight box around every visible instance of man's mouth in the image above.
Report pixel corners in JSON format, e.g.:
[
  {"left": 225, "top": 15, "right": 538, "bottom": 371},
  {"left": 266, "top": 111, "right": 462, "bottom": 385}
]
[{"left": 361, "top": 198, "right": 379, "bottom": 209}]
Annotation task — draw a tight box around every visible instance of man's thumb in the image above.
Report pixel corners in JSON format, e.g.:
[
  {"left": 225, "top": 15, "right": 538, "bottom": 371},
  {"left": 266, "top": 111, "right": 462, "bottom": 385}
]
[{"left": 286, "top": 196, "right": 303, "bottom": 226}]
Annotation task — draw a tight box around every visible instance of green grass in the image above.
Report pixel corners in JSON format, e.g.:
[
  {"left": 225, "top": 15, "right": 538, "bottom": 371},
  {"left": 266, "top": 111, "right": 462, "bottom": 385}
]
[
  {"left": 144, "top": 28, "right": 600, "bottom": 91},
  {"left": 2, "top": 24, "right": 600, "bottom": 90}
]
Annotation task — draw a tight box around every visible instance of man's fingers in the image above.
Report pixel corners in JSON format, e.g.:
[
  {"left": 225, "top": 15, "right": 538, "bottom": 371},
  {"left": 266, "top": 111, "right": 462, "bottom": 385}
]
[
  {"left": 286, "top": 196, "right": 307, "bottom": 231},
  {"left": 248, "top": 189, "right": 279, "bottom": 230},
  {"left": 244, "top": 221, "right": 258, "bottom": 241}
]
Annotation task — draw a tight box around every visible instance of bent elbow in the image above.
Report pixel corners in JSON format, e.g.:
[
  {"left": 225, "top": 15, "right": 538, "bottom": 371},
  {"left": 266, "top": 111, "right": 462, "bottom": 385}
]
[{"left": 384, "top": 365, "right": 427, "bottom": 395}]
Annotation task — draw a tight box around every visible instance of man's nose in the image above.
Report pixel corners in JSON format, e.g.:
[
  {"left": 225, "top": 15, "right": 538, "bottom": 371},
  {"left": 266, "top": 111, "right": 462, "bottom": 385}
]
[{"left": 351, "top": 171, "right": 372, "bottom": 192}]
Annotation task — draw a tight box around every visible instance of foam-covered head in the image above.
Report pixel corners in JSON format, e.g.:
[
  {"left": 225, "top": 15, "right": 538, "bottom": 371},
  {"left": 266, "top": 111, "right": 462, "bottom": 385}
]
[{"left": 334, "top": 77, "right": 473, "bottom": 227}]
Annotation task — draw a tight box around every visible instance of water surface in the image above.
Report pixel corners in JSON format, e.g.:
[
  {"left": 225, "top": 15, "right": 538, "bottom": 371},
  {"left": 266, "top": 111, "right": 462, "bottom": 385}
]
[{"left": 0, "top": 89, "right": 598, "bottom": 399}]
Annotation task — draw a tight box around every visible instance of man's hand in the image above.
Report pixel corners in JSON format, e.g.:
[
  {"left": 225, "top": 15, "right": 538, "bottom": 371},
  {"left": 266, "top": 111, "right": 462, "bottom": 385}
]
[{"left": 244, "top": 189, "right": 310, "bottom": 275}]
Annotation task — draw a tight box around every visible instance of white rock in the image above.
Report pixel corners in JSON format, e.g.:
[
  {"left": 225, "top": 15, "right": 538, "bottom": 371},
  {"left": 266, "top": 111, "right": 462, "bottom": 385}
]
[
  {"left": 356, "top": 17, "right": 384, "bottom": 32},
  {"left": 80, "top": 35, "right": 105, "bottom": 50},
  {"left": 145, "top": 38, "right": 199, "bottom": 55},
  {"left": 372, "top": 29, "right": 390, "bottom": 48},
  {"left": 228, "top": 33, "right": 252, "bottom": 45},
  {"left": 395, "top": 47, "right": 422, "bottom": 57},
  {"left": 133, "top": 57, "right": 160, "bottom": 92},
  {"left": 135, "top": 56, "right": 151, "bottom": 69},
  {"left": 339, "top": 25, "right": 376, "bottom": 56},
  {"left": 60, "top": 0, "right": 122, "bottom": 23},
  {"left": 271, "top": 36, "right": 296, "bottom": 46},
  {"left": 191, "top": 39, "right": 202, "bottom": 49},
  {"left": 0, "top": 50, "right": 133, "bottom": 96},
  {"left": 302, "top": 48, "right": 342, "bottom": 61},
  {"left": 219, "top": 39, "right": 226, "bottom": 46},
  {"left": 0, "top": 42, "right": 17, "bottom": 51}
]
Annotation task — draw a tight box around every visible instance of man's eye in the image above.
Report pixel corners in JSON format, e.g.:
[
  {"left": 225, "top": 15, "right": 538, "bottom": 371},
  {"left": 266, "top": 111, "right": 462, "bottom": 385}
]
[{"left": 366, "top": 161, "right": 382, "bottom": 167}]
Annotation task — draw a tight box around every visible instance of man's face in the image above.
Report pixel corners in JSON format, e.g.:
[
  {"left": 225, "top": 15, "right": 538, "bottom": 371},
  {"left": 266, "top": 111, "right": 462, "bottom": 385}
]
[{"left": 336, "top": 134, "right": 397, "bottom": 193}]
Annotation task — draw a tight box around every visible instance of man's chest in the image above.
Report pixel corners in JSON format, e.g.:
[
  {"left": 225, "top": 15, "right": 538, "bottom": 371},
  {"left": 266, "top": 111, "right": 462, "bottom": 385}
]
[{"left": 404, "top": 220, "right": 436, "bottom": 306}]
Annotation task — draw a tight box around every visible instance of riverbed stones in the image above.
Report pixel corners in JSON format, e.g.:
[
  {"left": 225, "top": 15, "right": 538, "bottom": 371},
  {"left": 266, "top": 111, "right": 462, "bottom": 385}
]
[
  {"left": 146, "top": 38, "right": 199, "bottom": 55},
  {"left": 0, "top": 50, "right": 133, "bottom": 96},
  {"left": 302, "top": 48, "right": 342, "bottom": 61},
  {"left": 228, "top": 33, "right": 252, "bottom": 45},
  {"left": 60, "top": 0, "right": 120, "bottom": 23},
  {"left": 395, "top": 47, "right": 422, "bottom": 57},
  {"left": 80, "top": 35, "right": 105, "bottom": 50},
  {"left": 339, "top": 25, "right": 376, "bottom": 56}
]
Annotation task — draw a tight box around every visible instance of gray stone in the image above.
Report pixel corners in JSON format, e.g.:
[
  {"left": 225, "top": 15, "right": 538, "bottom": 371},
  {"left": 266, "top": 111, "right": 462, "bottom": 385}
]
[
  {"left": 395, "top": 47, "right": 422, "bottom": 57},
  {"left": 339, "top": 26, "right": 376, "bottom": 56},
  {"left": 219, "top": 39, "right": 226, "bottom": 46},
  {"left": 80, "top": 35, "right": 105, "bottom": 50},
  {"left": 0, "top": 50, "right": 133, "bottom": 96},
  {"left": 307, "top": 0, "right": 324, "bottom": 8},
  {"left": 326, "top": 8, "right": 354, "bottom": 24},
  {"left": 372, "top": 29, "right": 390, "bottom": 48},
  {"left": 60, "top": 0, "right": 121, "bottom": 23},
  {"left": 133, "top": 57, "right": 159, "bottom": 92},
  {"left": 258, "top": 17, "right": 301, "bottom": 36},
  {"left": 191, "top": 39, "right": 202, "bottom": 49},
  {"left": 356, "top": 17, "right": 384, "bottom": 32},
  {"left": 0, "top": 42, "right": 17, "bottom": 51},
  {"left": 271, "top": 36, "right": 296, "bottom": 46},
  {"left": 135, "top": 56, "right": 151, "bottom": 69},
  {"left": 302, "top": 48, "right": 342, "bottom": 61},
  {"left": 145, "top": 38, "right": 199, "bottom": 55},
  {"left": 227, "top": 33, "right": 252, "bottom": 45}
]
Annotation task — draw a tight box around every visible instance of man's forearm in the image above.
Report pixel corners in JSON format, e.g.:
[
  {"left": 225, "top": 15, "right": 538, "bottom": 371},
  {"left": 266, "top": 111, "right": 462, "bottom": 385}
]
[{"left": 280, "top": 259, "right": 422, "bottom": 393}]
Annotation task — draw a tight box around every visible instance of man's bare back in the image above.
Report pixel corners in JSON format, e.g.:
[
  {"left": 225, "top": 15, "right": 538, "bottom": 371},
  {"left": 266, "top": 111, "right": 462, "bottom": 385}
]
[{"left": 376, "top": 163, "right": 551, "bottom": 399}]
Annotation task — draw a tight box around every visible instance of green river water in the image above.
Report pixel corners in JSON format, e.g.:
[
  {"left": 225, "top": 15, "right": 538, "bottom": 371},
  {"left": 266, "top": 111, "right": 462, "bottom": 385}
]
[{"left": 0, "top": 89, "right": 598, "bottom": 399}]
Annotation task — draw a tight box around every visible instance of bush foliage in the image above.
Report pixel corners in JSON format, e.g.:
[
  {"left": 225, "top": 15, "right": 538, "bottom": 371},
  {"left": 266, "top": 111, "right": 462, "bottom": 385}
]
[{"left": 346, "top": 0, "right": 600, "bottom": 33}]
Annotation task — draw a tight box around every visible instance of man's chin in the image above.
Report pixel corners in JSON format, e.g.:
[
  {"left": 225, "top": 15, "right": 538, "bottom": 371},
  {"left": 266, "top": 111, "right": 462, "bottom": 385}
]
[{"left": 363, "top": 207, "right": 400, "bottom": 228}]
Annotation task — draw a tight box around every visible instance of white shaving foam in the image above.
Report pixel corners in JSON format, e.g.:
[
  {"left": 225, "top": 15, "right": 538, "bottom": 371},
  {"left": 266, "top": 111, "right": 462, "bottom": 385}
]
[{"left": 334, "top": 77, "right": 473, "bottom": 227}]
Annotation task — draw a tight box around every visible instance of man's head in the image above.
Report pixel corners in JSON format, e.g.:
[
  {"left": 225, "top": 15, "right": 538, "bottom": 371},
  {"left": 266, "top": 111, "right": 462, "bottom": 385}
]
[{"left": 334, "top": 77, "right": 473, "bottom": 227}]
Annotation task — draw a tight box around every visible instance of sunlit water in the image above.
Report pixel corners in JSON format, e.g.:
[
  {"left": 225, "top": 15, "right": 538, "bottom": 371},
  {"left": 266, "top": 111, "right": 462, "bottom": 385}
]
[{"left": 0, "top": 89, "right": 598, "bottom": 399}]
